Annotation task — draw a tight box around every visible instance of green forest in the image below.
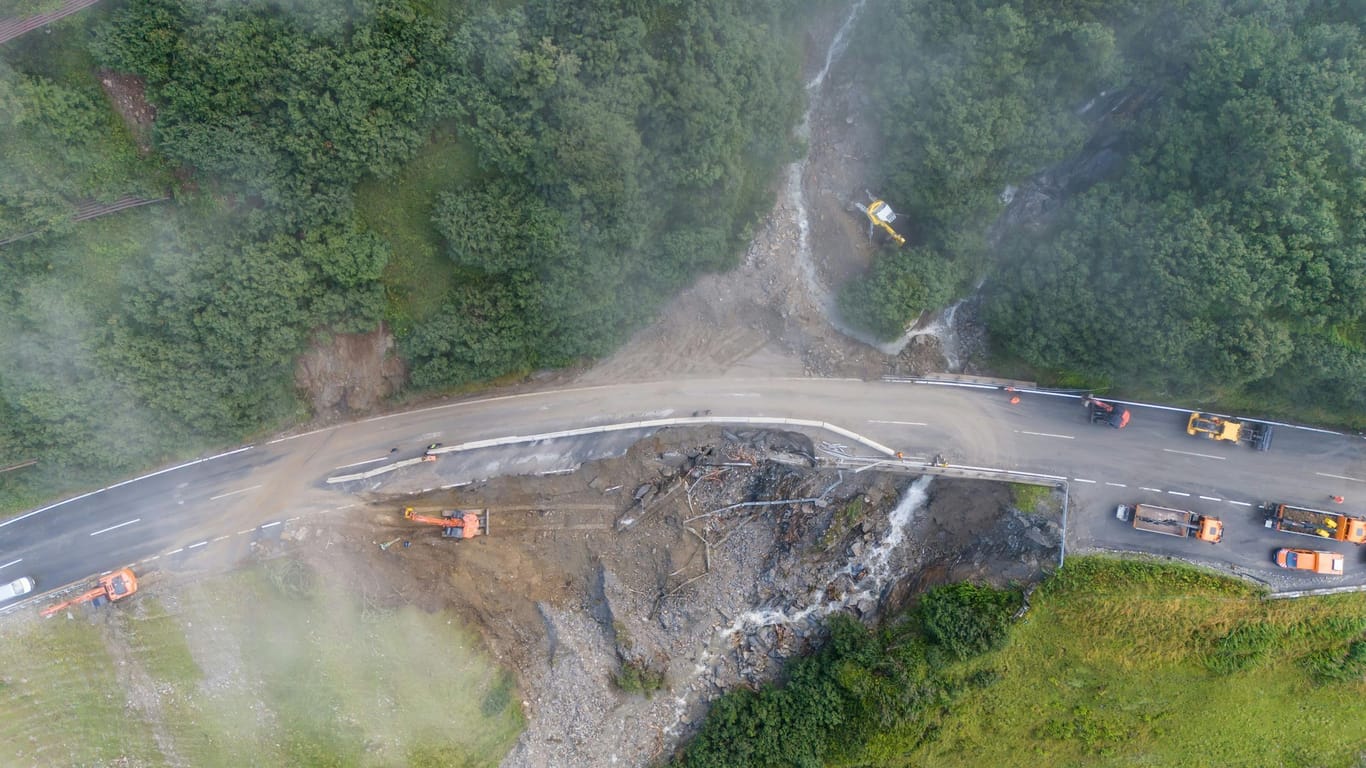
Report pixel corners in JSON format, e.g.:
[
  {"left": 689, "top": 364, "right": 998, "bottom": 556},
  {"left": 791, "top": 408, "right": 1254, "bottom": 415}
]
[
  {"left": 845, "top": 0, "right": 1366, "bottom": 421},
  {"left": 0, "top": 0, "right": 812, "bottom": 509}
]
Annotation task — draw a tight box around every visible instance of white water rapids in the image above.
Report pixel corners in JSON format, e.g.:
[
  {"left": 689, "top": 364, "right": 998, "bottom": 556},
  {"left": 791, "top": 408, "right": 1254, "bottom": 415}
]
[{"left": 666, "top": 475, "right": 934, "bottom": 734}]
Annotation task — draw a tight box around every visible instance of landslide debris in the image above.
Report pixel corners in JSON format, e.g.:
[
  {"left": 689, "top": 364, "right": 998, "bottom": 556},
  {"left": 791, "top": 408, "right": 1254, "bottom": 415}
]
[{"left": 290, "top": 427, "right": 1060, "bottom": 768}]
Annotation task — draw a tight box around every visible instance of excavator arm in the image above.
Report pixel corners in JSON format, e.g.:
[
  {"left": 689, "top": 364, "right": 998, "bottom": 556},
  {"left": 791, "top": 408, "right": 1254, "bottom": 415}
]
[{"left": 40, "top": 586, "right": 105, "bottom": 618}]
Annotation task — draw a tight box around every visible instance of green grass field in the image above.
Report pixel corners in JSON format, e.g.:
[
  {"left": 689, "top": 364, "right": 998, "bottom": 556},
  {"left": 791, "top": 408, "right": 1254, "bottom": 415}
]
[
  {"left": 357, "top": 125, "right": 480, "bottom": 330},
  {"left": 0, "top": 561, "right": 523, "bottom": 767},
  {"left": 912, "top": 557, "right": 1366, "bottom": 767}
]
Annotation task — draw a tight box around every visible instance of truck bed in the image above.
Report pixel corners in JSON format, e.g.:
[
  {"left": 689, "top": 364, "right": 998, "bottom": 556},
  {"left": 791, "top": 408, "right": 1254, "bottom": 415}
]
[
  {"left": 1273, "top": 505, "right": 1340, "bottom": 535},
  {"left": 1120, "top": 504, "right": 1197, "bottom": 537}
]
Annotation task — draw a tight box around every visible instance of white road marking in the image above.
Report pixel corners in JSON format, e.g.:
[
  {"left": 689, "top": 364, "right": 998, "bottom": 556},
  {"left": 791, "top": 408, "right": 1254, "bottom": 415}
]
[
  {"left": 144, "top": 555, "right": 159, "bottom": 562},
  {"left": 212, "top": 535, "right": 230, "bottom": 542},
  {"left": 209, "top": 484, "right": 261, "bottom": 501},
  {"left": 189, "top": 541, "right": 208, "bottom": 549},
  {"left": 1199, "top": 496, "right": 1222, "bottom": 501},
  {"left": 1162, "top": 448, "right": 1225, "bottom": 461},
  {"left": 333, "top": 456, "right": 389, "bottom": 470},
  {"left": 868, "top": 420, "right": 928, "bottom": 426},
  {"left": 1229, "top": 501, "right": 1253, "bottom": 507},
  {"left": 1141, "top": 487, "right": 1163, "bottom": 493},
  {"left": 1316, "top": 472, "right": 1366, "bottom": 483},
  {"left": 1073, "top": 478, "right": 1096, "bottom": 484},
  {"left": 166, "top": 548, "right": 184, "bottom": 555},
  {"left": 1020, "top": 431, "right": 1074, "bottom": 440},
  {"left": 89, "top": 518, "right": 141, "bottom": 536},
  {"left": 1105, "top": 482, "right": 1127, "bottom": 488},
  {"left": 261, "top": 521, "right": 283, "bottom": 529},
  {"left": 727, "top": 393, "right": 760, "bottom": 398},
  {"left": 0, "top": 559, "right": 21, "bottom": 570},
  {"left": 105, "top": 447, "right": 254, "bottom": 491},
  {"left": 237, "top": 529, "right": 254, "bottom": 535},
  {"left": 285, "top": 517, "right": 300, "bottom": 522},
  {"left": 1167, "top": 491, "right": 1191, "bottom": 497}
]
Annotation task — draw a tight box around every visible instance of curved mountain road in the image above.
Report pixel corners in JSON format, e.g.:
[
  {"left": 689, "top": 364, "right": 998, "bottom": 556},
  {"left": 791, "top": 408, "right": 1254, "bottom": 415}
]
[{"left": 4, "top": 377, "right": 1365, "bottom": 609}]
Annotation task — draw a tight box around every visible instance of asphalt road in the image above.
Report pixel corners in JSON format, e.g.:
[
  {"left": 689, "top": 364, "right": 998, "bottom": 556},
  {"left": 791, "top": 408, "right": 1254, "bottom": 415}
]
[{"left": 4, "top": 377, "right": 1365, "bottom": 608}]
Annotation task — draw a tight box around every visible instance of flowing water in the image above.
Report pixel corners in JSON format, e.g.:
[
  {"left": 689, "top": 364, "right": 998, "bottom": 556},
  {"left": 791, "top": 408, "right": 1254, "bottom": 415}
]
[{"left": 786, "top": 0, "right": 969, "bottom": 368}]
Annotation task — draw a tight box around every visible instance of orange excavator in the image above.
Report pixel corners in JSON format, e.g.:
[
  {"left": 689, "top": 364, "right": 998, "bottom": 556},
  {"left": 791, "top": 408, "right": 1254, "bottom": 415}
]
[
  {"left": 40, "top": 568, "right": 139, "bottom": 618},
  {"left": 403, "top": 507, "right": 488, "bottom": 540}
]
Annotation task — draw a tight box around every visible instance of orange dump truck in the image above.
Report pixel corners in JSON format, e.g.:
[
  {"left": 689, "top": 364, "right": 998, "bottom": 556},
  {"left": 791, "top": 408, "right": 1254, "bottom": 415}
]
[
  {"left": 1116, "top": 504, "right": 1223, "bottom": 543},
  {"left": 1263, "top": 503, "right": 1366, "bottom": 544},
  {"left": 1275, "top": 548, "right": 1345, "bottom": 575}
]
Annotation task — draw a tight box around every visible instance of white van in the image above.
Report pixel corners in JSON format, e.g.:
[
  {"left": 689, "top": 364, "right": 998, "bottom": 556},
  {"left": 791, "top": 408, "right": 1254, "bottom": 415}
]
[{"left": 0, "top": 576, "right": 35, "bottom": 602}]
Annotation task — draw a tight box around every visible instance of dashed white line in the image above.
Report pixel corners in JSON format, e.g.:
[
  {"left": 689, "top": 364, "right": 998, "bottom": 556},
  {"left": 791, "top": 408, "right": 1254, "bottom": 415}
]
[
  {"left": 1229, "top": 501, "right": 1253, "bottom": 507},
  {"left": 868, "top": 420, "right": 929, "bottom": 426},
  {"left": 1020, "top": 431, "right": 1074, "bottom": 440},
  {"left": 188, "top": 541, "right": 208, "bottom": 549},
  {"left": 1162, "top": 448, "right": 1225, "bottom": 461},
  {"left": 209, "top": 484, "right": 261, "bottom": 501},
  {"left": 0, "top": 558, "right": 21, "bottom": 570},
  {"left": 285, "top": 516, "right": 300, "bottom": 522},
  {"left": 1072, "top": 478, "right": 1097, "bottom": 484},
  {"left": 237, "top": 529, "right": 254, "bottom": 535},
  {"left": 333, "top": 456, "right": 389, "bottom": 470},
  {"left": 144, "top": 555, "right": 159, "bottom": 562},
  {"left": 261, "top": 521, "right": 283, "bottom": 529},
  {"left": 1105, "top": 482, "right": 1127, "bottom": 488},
  {"left": 89, "top": 518, "right": 141, "bottom": 536},
  {"left": 1316, "top": 472, "right": 1366, "bottom": 483},
  {"left": 166, "top": 548, "right": 184, "bottom": 555},
  {"left": 1141, "top": 487, "right": 1163, "bottom": 493},
  {"left": 727, "top": 393, "right": 760, "bottom": 398},
  {"left": 212, "top": 535, "right": 230, "bottom": 542},
  {"left": 1167, "top": 491, "right": 1191, "bottom": 497},
  {"left": 1199, "top": 496, "right": 1222, "bottom": 501}
]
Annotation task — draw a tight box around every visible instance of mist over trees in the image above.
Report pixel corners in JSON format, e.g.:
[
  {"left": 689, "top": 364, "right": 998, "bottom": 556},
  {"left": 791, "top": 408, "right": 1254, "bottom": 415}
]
[
  {"left": 849, "top": 0, "right": 1366, "bottom": 418},
  {"left": 0, "top": 0, "right": 812, "bottom": 507}
]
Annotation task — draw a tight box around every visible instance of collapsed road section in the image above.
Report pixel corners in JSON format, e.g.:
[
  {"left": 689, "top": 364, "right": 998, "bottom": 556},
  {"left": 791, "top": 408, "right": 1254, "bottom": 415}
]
[{"left": 281, "top": 426, "right": 1063, "bottom": 767}]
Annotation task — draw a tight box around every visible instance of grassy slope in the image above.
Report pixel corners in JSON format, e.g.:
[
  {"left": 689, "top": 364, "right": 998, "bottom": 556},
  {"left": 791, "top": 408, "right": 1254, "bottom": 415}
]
[
  {"left": 356, "top": 124, "right": 479, "bottom": 331},
  {"left": 913, "top": 558, "right": 1366, "bottom": 767},
  {"left": 0, "top": 618, "right": 163, "bottom": 765},
  {"left": 0, "top": 562, "right": 522, "bottom": 767}
]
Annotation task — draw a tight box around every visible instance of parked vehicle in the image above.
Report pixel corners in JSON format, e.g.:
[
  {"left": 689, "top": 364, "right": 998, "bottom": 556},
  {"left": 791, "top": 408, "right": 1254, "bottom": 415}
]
[
  {"left": 1274, "top": 548, "right": 1344, "bottom": 575},
  {"left": 1263, "top": 503, "right": 1366, "bottom": 544},
  {"left": 1116, "top": 504, "right": 1222, "bottom": 542},
  {"left": 1186, "top": 412, "right": 1273, "bottom": 451},
  {"left": 0, "top": 576, "right": 35, "bottom": 603},
  {"left": 1084, "top": 395, "right": 1130, "bottom": 429}
]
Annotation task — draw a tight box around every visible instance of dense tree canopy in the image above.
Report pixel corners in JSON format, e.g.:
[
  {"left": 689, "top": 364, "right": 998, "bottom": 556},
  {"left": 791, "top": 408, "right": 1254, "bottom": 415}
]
[
  {"left": 402, "top": 0, "right": 806, "bottom": 385},
  {"left": 0, "top": 0, "right": 813, "bottom": 508},
  {"left": 0, "top": 61, "right": 158, "bottom": 240},
  {"left": 845, "top": 0, "right": 1366, "bottom": 420},
  {"left": 987, "top": 5, "right": 1366, "bottom": 411}
]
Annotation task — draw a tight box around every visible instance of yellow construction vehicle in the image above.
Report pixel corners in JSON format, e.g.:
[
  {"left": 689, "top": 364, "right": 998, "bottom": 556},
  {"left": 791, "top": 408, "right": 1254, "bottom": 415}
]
[
  {"left": 1186, "top": 413, "right": 1273, "bottom": 451},
  {"left": 854, "top": 195, "right": 906, "bottom": 247}
]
